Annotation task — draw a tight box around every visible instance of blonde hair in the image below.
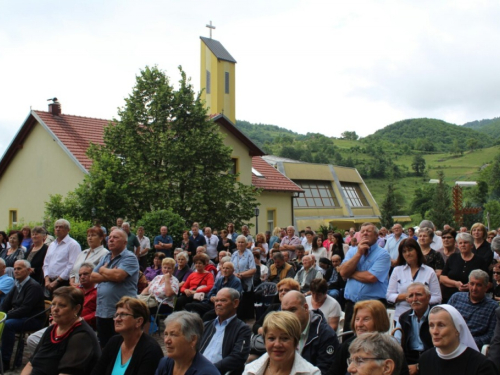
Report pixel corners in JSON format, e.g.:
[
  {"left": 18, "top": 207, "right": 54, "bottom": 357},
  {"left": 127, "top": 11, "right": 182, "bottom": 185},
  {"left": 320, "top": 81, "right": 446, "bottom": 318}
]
[
  {"left": 162, "top": 258, "right": 176, "bottom": 268},
  {"left": 263, "top": 311, "right": 301, "bottom": 347}
]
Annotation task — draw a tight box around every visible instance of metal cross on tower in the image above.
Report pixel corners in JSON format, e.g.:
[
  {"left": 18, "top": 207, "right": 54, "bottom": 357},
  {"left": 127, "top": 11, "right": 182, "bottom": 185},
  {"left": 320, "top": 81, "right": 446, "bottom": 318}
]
[{"left": 206, "top": 21, "right": 216, "bottom": 39}]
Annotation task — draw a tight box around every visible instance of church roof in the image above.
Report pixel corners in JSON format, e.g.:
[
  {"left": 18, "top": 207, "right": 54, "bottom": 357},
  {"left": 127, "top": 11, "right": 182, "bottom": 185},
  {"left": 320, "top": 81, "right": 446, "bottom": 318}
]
[
  {"left": 252, "top": 156, "right": 303, "bottom": 193},
  {"left": 200, "top": 37, "right": 237, "bottom": 63}
]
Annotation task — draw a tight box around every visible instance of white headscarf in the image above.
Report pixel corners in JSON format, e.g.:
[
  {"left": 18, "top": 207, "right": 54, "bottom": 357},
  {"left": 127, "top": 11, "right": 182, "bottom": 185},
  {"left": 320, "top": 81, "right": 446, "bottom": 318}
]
[{"left": 429, "top": 304, "right": 478, "bottom": 359}]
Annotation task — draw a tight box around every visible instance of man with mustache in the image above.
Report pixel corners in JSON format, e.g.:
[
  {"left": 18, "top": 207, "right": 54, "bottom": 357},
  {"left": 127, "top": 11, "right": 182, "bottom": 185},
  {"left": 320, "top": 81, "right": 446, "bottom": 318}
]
[{"left": 394, "top": 282, "right": 433, "bottom": 375}]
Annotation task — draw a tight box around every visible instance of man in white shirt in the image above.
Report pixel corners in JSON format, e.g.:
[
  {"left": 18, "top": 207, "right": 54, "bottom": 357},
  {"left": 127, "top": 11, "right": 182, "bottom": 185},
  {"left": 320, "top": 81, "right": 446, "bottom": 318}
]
[
  {"left": 136, "top": 226, "right": 150, "bottom": 271},
  {"left": 43, "top": 219, "right": 81, "bottom": 297},
  {"left": 204, "top": 227, "right": 219, "bottom": 262}
]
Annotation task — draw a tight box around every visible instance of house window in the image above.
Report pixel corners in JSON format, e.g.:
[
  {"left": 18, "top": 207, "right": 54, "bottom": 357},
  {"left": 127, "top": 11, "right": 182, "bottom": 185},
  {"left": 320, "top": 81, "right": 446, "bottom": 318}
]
[
  {"left": 267, "top": 210, "right": 276, "bottom": 232},
  {"left": 225, "top": 72, "right": 230, "bottom": 94},
  {"left": 206, "top": 70, "right": 211, "bottom": 94},
  {"left": 293, "top": 181, "right": 338, "bottom": 208},
  {"left": 229, "top": 158, "right": 238, "bottom": 175},
  {"left": 341, "top": 183, "right": 369, "bottom": 207},
  {"left": 9, "top": 210, "right": 17, "bottom": 228}
]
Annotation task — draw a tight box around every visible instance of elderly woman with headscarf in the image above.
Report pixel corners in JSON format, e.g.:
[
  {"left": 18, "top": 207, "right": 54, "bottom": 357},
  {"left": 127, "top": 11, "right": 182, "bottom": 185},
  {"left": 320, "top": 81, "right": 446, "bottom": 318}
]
[{"left": 418, "top": 304, "right": 496, "bottom": 375}]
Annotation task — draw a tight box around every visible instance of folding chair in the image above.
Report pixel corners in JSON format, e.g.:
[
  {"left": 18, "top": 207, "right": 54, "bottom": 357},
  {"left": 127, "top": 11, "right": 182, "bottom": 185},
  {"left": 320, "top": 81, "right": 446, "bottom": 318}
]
[
  {"left": 0, "top": 311, "right": 7, "bottom": 375},
  {"left": 253, "top": 282, "right": 278, "bottom": 321},
  {"left": 14, "top": 300, "right": 52, "bottom": 368}
]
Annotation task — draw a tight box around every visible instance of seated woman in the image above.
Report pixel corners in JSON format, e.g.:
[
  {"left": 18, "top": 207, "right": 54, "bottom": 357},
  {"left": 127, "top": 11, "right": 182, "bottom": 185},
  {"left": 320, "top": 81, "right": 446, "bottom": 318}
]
[
  {"left": 155, "top": 311, "right": 219, "bottom": 375},
  {"left": 21, "top": 286, "right": 100, "bottom": 375},
  {"left": 143, "top": 252, "right": 165, "bottom": 282},
  {"left": 305, "top": 278, "right": 341, "bottom": 332},
  {"left": 386, "top": 238, "right": 441, "bottom": 322},
  {"left": 347, "top": 332, "right": 404, "bottom": 375},
  {"left": 140, "top": 257, "right": 179, "bottom": 315},
  {"left": 91, "top": 297, "right": 163, "bottom": 375},
  {"left": 243, "top": 311, "right": 320, "bottom": 374},
  {"left": 329, "top": 300, "right": 410, "bottom": 375},
  {"left": 1, "top": 231, "right": 25, "bottom": 268},
  {"left": 174, "top": 254, "right": 214, "bottom": 311},
  {"left": 173, "top": 251, "right": 192, "bottom": 289},
  {"left": 419, "top": 304, "right": 497, "bottom": 375}
]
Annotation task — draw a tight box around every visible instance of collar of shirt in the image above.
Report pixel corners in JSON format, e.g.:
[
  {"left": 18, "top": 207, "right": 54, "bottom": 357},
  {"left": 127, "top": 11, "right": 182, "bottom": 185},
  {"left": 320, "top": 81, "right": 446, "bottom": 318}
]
[
  {"left": 410, "top": 305, "right": 430, "bottom": 322},
  {"left": 56, "top": 234, "right": 71, "bottom": 245},
  {"left": 299, "top": 312, "right": 311, "bottom": 352},
  {"left": 214, "top": 313, "right": 237, "bottom": 328},
  {"left": 15, "top": 276, "right": 30, "bottom": 291}
]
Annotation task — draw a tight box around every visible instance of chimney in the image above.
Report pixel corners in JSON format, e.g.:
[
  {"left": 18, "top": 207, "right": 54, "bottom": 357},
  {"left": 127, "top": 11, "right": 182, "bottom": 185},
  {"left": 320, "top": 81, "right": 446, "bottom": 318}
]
[{"left": 48, "top": 98, "right": 61, "bottom": 116}]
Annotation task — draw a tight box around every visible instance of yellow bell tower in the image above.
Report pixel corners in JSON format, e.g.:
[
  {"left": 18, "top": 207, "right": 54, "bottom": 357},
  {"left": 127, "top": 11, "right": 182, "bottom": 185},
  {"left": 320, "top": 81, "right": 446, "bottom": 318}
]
[{"left": 200, "top": 22, "right": 237, "bottom": 123}]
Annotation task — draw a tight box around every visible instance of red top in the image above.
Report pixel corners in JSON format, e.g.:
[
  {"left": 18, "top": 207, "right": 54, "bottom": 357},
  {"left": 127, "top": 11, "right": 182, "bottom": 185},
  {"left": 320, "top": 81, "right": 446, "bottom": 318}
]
[{"left": 180, "top": 271, "right": 214, "bottom": 294}]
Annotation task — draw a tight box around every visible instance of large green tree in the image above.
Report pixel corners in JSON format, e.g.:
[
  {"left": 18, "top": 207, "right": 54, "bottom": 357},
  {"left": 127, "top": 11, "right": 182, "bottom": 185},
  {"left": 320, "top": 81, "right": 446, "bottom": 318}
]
[
  {"left": 411, "top": 154, "right": 426, "bottom": 176},
  {"left": 64, "top": 66, "right": 259, "bottom": 229},
  {"left": 379, "top": 181, "right": 397, "bottom": 228},
  {"left": 428, "top": 171, "right": 454, "bottom": 228}
]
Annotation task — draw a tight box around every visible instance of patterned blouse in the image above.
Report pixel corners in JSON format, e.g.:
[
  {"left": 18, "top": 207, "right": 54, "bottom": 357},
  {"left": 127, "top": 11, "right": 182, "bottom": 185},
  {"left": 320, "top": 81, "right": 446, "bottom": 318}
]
[
  {"left": 424, "top": 249, "right": 445, "bottom": 271},
  {"left": 148, "top": 274, "right": 179, "bottom": 307}
]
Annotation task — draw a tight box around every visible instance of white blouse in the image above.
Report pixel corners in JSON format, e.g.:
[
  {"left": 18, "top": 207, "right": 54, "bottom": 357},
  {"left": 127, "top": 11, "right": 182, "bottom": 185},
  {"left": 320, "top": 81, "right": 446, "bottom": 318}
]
[{"left": 386, "top": 263, "right": 442, "bottom": 320}]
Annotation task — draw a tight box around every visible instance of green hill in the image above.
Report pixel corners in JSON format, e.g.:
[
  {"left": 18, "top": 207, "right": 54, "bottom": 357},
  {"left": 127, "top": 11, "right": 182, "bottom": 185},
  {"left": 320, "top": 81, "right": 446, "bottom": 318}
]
[
  {"left": 365, "top": 118, "right": 495, "bottom": 152},
  {"left": 463, "top": 117, "right": 500, "bottom": 139}
]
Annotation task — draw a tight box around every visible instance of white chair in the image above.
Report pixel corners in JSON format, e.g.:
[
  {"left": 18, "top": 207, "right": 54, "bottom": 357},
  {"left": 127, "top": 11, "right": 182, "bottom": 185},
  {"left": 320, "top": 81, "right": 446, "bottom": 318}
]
[{"left": 386, "top": 308, "right": 396, "bottom": 333}]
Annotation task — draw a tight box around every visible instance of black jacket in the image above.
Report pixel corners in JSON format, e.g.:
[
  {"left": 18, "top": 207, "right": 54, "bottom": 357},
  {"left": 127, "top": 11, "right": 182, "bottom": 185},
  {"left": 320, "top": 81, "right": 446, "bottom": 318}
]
[
  {"left": 200, "top": 316, "right": 251, "bottom": 375},
  {"left": 302, "top": 310, "right": 339, "bottom": 375},
  {"left": 398, "top": 308, "right": 433, "bottom": 362},
  {"left": 91, "top": 333, "right": 163, "bottom": 375},
  {"left": 487, "top": 307, "right": 500, "bottom": 372},
  {"left": 1, "top": 276, "right": 45, "bottom": 320}
]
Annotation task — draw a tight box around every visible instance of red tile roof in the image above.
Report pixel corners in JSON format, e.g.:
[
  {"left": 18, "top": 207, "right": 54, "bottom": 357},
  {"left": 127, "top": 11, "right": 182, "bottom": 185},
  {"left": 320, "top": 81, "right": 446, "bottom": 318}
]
[
  {"left": 252, "top": 156, "right": 303, "bottom": 193},
  {"left": 34, "top": 110, "right": 109, "bottom": 170}
]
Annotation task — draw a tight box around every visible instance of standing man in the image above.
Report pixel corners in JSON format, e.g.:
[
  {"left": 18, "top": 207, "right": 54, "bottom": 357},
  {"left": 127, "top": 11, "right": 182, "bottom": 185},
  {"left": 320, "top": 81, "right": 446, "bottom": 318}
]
[
  {"left": 136, "top": 226, "right": 150, "bottom": 271},
  {"left": 91, "top": 229, "right": 139, "bottom": 347},
  {"left": 241, "top": 225, "right": 254, "bottom": 249},
  {"left": 279, "top": 226, "right": 302, "bottom": 259},
  {"left": 339, "top": 222, "right": 391, "bottom": 332},
  {"left": 189, "top": 223, "right": 207, "bottom": 250},
  {"left": 116, "top": 218, "right": 124, "bottom": 228},
  {"left": 384, "top": 223, "right": 407, "bottom": 267},
  {"left": 43, "top": 219, "right": 81, "bottom": 297},
  {"left": 204, "top": 227, "right": 219, "bottom": 263},
  {"left": 154, "top": 226, "right": 174, "bottom": 258},
  {"left": 122, "top": 222, "right": 140, "bottom": 254}
]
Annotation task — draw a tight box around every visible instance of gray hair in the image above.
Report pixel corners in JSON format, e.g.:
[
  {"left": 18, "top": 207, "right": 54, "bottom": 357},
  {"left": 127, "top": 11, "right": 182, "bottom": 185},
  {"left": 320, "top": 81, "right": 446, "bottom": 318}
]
[
  {"left": 456, "top": 232, "right": 474, "bottom": 245},
  {"left": 0, "top": 258, "right": 5, "bottom": 267},
  {"left": 419, "top": 220, "right": 435, "bottom": 230},
  {"left": 236, "top": 234, "right": 248, "bottom": 244},
  {"left": 176, "top": 251, "right": 189, "bottom": 262},
  {"left": 16, "top": 259, "right": 31, "bottom": 268},
  {"left": 491, "top": 237, "right": 500, "bottom": 253},
  {"left": 122, "top": 222, "right": 130, "bottom": 228},
  {"left": 218, "top": 287, "right": 240, "bottom": 301},
  {"left": 221, "top": 256, "right": 231, "bottom": 263},
  {"left": 407, "top": 282, "right": 431, "bottom": 296},
  {"left": 419, "top": 227, "right": 434, "bottom": 239},
  {"left": 469, "top": 269, "right": 489, "bottom": 286},
  {"left": 349, "top": 332, "right": 403, "bottom": 374},
  {"left": 80, "top": 262, "right": 95, "bottom": 270},
  {"left": 55, "top": 219, "right": 70, "bottom": 230},
  {"left": 361, "top": 222, "right": 379, "bottom": 235},
  {"left": 164, "top": 311, "right": 204, "bottom": 350}
]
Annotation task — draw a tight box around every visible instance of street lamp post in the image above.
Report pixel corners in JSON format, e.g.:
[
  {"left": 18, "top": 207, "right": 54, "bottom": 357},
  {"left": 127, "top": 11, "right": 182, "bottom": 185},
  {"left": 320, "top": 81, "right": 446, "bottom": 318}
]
[{"left": 254, "top": 207, "right": 260, "bottom": 235}]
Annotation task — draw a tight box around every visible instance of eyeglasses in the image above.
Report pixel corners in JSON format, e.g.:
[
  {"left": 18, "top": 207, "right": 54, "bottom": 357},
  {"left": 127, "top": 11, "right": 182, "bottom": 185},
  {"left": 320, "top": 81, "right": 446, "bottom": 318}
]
[
  {"left": 441, "top": 236, "right": 454, "bottom": 240},
  {"left": 347, "top": 357, "right": 386, "bottom": 367},
  {"left": 112, "top": 313, "right": 136, "bottom": 320},
  {"left": 493, "top": 272, "right": 500, "bottom": 275}
]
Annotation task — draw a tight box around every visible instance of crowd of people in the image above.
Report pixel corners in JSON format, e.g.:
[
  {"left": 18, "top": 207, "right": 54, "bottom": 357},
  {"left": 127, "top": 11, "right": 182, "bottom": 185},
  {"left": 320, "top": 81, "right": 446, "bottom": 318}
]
[{"left": 0, "top": 218, "right": 500, "bottom": 374}]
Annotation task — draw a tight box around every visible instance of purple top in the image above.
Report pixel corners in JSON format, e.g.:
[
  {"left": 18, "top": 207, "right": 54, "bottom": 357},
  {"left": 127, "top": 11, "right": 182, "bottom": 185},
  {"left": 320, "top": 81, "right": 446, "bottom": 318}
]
[
  {"left": 144, "top": 266, "right": 162, "bottom": 282},
  {"left": 174, "top": 266, "right": 193, "bottom": 282}
]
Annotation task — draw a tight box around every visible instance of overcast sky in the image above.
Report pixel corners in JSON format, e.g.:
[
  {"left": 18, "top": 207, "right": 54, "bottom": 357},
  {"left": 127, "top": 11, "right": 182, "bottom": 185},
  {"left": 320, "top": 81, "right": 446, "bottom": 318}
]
[{"left": 2, "top": 0, "right": 500, "bottom": 157}]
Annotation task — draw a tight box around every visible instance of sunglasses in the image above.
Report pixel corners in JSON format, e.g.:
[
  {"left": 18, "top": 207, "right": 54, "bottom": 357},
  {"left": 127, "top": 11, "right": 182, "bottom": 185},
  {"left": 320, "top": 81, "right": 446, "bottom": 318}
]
[{"left": 493, "top": 272, "right": 500, "bottom": 275}]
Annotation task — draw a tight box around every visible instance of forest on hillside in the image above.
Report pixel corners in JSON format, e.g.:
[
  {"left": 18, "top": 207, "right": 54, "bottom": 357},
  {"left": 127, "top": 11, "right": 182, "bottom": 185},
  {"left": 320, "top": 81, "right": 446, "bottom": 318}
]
[{"left": 235, "top": 116, "right": 500, "bottom": 228}]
